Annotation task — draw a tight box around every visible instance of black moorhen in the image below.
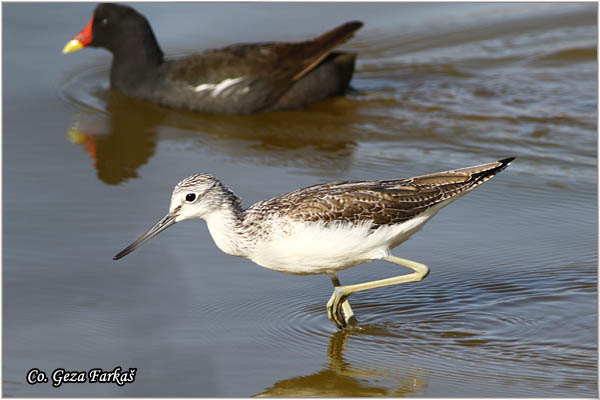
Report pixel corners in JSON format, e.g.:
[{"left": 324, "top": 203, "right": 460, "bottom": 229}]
[{"left": 63, "top": 3, "right": 363, "bottom": 114}]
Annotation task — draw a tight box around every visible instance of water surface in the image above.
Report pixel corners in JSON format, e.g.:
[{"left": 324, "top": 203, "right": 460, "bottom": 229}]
[{"left": 3, "top": 2, "right": 597, "bottom": 397}]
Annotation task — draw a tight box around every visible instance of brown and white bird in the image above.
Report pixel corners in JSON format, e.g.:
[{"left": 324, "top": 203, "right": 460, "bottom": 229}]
[
  {"left": 114, "top": 158, "right": 514, "bottom": 329},
  {"left": 63, "top": 3, "right": 362, "bottom": 114}
]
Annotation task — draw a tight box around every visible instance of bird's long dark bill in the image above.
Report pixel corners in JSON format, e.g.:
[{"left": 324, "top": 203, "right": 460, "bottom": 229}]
[{"left": 113, "top": 213, "right": 177, "bottom": 260}]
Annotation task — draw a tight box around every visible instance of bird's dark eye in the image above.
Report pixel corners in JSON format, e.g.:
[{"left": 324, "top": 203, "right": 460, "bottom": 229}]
[
  {"left": 101, "top": 18, "right": 109, "bottom": 26},
  {"left": 185, "top": 193, "right": 196, "bottom": 202}
]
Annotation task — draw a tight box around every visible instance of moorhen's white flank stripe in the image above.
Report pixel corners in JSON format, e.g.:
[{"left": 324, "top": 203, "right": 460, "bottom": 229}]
[{"left": 193, "top": 77, "right": 248, "bottom": 97}]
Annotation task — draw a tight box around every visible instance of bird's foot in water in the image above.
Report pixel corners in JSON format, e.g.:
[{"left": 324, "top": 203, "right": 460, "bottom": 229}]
[{"left": 327, "top": 287, "right": 356, "bottom": 329}]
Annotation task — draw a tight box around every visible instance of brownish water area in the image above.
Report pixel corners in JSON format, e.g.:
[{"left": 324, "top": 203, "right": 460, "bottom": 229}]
[{"left": 3, "top": 2, "right": 597, "bottom": 397}]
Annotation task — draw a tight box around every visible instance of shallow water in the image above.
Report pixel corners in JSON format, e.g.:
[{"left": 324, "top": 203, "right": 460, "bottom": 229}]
[{"left": 3, "top": 2, "right": 597, "bottom": 397}]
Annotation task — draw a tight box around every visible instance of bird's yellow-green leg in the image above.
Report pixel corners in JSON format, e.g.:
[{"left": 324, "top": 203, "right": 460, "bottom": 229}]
[
  {"left": 327, "top": 275, "right": 357, "bottom": 328},
  {"left": 327, "top": 256, "right": 430, "bottom": 329}
]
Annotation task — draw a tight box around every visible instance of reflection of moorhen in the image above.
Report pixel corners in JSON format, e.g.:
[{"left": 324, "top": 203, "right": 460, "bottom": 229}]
[
  {"left": 68, "top": 92, "right": 166, "bottom": 185},
  {"left": 63, "top": 3, "right": 363, "bottom": 114},
  {"left": 256, "top": 330, "right": 427, "bottom": 397},
  {"left": 66, "top": 86, "right": 360, "bottom": 186}
]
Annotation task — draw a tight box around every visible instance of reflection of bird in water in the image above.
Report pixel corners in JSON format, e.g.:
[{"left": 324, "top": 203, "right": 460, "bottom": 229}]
[
  {"left": 66, "top": 92, "right": 164, "bottom": 185},
  {"left": 65, "top": 88, "right": 360, "bottom": 186},
  {"left": 65, "top": 89, "right": 362, "bottom": 186},
  {"left": 113, "top": 158, "right": 513, "bottom": 328},
  {"left": 63, "top": 74, "right": 363, "bottom": 186},
  {"left": 256, "top": 330, "right": 428, "bottom": 397},
  {"left": 63, "top": 3, "right": 362, "bottom": 114}
]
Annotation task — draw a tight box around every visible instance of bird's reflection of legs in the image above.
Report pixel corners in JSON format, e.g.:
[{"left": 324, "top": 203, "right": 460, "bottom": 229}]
[
  {"left": 256, "top": 329, "right": 427, "bottom": 396},
  {"left": 326, "top": 329, "right": 351, "bottom": 374},
  {"left": 326, "top": 329, "right": 400, "bottom": 381},
  {"left": 327, "top": 330, "right": 382, "bottom": 380}
]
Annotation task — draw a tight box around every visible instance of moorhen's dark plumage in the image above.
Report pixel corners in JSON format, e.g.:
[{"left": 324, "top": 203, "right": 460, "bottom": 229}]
[{"left": 63, "top": 3, "right": 363, "bottom": 114}]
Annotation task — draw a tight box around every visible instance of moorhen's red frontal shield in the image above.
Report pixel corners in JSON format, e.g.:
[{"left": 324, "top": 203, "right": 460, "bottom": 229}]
[{"left": 62, "top": 16, "right": 94, "bottom": 54}]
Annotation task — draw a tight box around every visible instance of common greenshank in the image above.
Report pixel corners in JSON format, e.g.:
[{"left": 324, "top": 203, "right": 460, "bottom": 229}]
[{"left": 114, "top": 158, "right": 514, "bottom": 329}]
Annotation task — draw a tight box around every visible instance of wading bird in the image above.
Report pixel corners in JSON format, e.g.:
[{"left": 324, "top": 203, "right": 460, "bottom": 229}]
[{"left": 114, "top": 158, "right": 514, "bottom": 329}]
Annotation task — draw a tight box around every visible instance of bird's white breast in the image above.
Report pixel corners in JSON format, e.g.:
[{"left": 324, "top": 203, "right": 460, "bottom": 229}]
[{"left": 248, "top": 206, "right": 442, "bottom": 275}]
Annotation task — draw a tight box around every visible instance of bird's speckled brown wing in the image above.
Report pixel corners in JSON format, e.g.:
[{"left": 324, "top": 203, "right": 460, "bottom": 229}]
[{"left": 250, "top": 158, "right": 513, "bottom": 229}]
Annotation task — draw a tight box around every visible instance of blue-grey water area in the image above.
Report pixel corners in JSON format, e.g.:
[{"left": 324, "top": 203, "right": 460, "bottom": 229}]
[{"left": 3, "top": 2, "right": 597, "bottom": 397}]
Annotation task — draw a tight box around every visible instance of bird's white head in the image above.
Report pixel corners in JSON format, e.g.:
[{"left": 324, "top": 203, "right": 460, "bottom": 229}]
[
  {"left": 114, "top": 173, "right": 238, "bottom": 260},
  {"left": 169, "top": 173, "right": 224, "bottom": 222}
]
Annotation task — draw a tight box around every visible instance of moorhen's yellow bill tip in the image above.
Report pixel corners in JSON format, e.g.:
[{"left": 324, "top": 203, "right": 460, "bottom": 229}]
[{"left": 62, "top": 39, "right": 84, "bottom": 54}]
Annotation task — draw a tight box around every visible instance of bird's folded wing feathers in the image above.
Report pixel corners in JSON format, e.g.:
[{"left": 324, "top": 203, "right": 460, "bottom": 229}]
[
  {"left": 169, "top": 21, "right": 363, "bottom": 87},
  {"left": 255, "top": 159, "right": 511, "bottom": 229}
]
